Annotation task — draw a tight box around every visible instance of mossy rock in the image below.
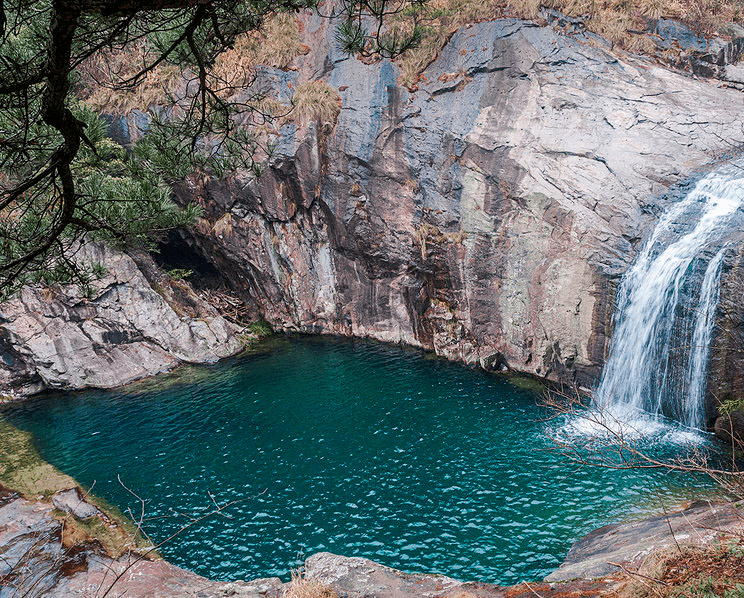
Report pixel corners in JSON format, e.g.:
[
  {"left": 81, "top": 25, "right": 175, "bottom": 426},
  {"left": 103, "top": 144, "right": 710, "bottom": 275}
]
[
  {"left": 0, "top": 419, "right": 76, "bottom": 498},
  {"left": 0, "top": 418, "right": 152, "bottom": 557}
]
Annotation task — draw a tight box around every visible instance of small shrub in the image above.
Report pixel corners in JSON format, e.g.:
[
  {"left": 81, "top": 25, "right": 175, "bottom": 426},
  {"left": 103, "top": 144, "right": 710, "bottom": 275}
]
[
  {"left": 248, "top": 320, "right": 273, "bottom": 337},
  {"left": 167, "top": 268, "right": 193, "bottom": 281},
  {"left": 90, "top": 261, "right": 109, "bottom": 279}
]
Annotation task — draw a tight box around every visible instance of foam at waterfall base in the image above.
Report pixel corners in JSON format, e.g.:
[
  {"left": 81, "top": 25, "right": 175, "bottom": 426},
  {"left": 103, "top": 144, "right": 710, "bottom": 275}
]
[{"left": 554, "top": 403, "right": 708, "bottom": 447}]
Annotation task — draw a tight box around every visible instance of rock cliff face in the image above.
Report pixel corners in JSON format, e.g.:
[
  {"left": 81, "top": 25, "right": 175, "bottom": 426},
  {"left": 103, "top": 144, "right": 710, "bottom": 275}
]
[
  {"left": 709, "top": 247, "right": 744, "bottom": 426},
  {"left": 179, "top": 16, "right": 744, "bottom": 388},
  {"left": 0, "top": 243, "right": 243, "bottom": 397}
]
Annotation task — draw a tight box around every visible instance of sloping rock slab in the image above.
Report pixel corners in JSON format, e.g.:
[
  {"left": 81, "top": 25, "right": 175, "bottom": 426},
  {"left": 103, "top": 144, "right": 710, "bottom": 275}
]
[
  {"left": 546, "top": 501, "right": 744, "bottom": 581},
  {"left": 304, "top": 552, "right": 612, "bottom": 597},
  {"left": 0, "top": 242, "right": 244, "bottom": 396}
]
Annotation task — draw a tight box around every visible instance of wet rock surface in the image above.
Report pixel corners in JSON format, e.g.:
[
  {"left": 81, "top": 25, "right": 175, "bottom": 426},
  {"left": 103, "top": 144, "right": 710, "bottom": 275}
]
[
  {"left": 0, "top": 242, "right": 244, "bottom": 397},
  {"left": 178, "top": 16, "right": 744, "bottom": 390},
  {"left": 709, "top": 244, "right": 744, "bottom": 425}
]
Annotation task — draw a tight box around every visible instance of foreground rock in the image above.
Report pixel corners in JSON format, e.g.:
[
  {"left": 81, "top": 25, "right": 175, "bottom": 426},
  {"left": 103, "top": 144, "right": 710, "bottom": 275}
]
[
  {"left": 180, "top": 15, "right": 744, "bottom": 393},
  {"left": 0, "top": 489, "right": 611, "bottom": 598},
  {"left": 0, "top": 488, "right": 284, "bottom": 598},
  {"left": 2, "top": 482, "right": 741, "bottom": 598},
  {"left": 0, "top": 242, "right": 244, "bottom": 397},
  {"left": 547, "top": 501, "right": 744, "bottom": 581}
]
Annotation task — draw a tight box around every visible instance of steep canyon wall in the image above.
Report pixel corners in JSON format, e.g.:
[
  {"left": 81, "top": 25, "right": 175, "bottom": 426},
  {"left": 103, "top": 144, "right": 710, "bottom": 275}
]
[
  {"left": 3, "top": 16, "right": 744, "bottom": 400},
  {"left": 179, "top": 17, "right": 744, "bottom": 389}
]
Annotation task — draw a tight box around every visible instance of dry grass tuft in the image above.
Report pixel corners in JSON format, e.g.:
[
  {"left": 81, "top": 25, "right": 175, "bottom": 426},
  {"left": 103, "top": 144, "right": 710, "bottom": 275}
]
[
  {"left": 392, "top": 0, "right": 744, "bottom": 86},
  {"left": 511, "top": 0, "right": 542, "bottom": 19},
  {"left": 81, "top": 40, "right": 184, "bottom": 115},
  {"left": 288, "top": 81, "right": 342, "bottom": 126},
  {"left": 82, "top": 12, "right": 303, "bottom": 113},
  {"left": 614, "top": 538, "right": 744, "bottom": 598},
  {"left": 214, "top": 11, "right": 303, "bottom": 89},
  {"left": 641, "top": 0, "right": 668, "bottom": 20},
  {"left": 282, "top": 569, "right": 338, "bottom": 598},
  {"left": 625, "top": 32, "right": 658, "bottom": 54},
  {"left": 587, "top": 8, "right": 634, "bottom": 46}
]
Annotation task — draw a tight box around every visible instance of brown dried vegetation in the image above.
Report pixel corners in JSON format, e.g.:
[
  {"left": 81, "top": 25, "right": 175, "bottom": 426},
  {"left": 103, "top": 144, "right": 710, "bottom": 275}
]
[
  {"left": 612, "top": 536, "right": 744, "bottom": 598},
  {"left": 288, "top": 81, "right": 342, "bottom": 126},
  {"left": 393, "top": 0, "right": 744, "bottom": 86},
  {"left": 80, "top": 12, "right": 304, "bottom": 114},
  {"left": 282, "top": 569, "right": 338, "bottom": 598}
]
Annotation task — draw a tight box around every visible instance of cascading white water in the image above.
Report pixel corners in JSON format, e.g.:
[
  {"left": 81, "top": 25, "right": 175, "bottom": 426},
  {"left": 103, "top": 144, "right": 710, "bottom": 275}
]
[{"left": 594, "top": 164, "right": 744, "bottom": 431}]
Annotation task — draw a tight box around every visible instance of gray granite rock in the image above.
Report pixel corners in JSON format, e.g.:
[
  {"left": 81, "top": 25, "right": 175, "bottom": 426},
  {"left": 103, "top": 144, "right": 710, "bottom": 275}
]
[
  {"left": 305, "top": 552, "right": 465, "bottom": 597},
  {"left": 0, "top": 242, "right": 244, "bottom": 396},
  {"left": 546, "top": 501, "right": 744, "bottom": 581},
  {"left": 51, "top": 488, "right": 101, "bottom": 520}
]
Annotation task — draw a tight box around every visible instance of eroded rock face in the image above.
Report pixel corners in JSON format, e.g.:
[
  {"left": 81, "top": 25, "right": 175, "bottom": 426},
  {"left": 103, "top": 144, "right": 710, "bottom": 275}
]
[
  {"left": 181, "top": 17, "right": 744, "bottom": 388},
  {"left": 0, "top": 242, "right": 244, "bottom": 397}
]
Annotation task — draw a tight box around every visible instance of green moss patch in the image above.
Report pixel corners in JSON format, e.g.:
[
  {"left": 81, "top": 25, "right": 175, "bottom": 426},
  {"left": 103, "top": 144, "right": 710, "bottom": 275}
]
[
  {"left": 0, "top": 419, "right": 76, "bottom": 498},
  {"left": 0, "top": 418, "right": 152, "bottom": 558}
]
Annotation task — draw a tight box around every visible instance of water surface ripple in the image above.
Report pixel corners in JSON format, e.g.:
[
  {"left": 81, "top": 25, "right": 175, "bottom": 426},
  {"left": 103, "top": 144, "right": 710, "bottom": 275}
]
[{"left": 2, "top": 336, "right": 714, "bottom": 584}]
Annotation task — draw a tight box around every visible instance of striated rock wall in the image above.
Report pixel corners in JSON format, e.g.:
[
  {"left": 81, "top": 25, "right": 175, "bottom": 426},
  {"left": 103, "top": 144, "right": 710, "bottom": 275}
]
[
  {"left": 709, "top": 246, "right": 744, "bottom": 424},
  {"left": 0, "top": 242, "right": 244, "bottom": 397},
  {"left": 178, "top": 16, "right": 744, "bottom": 388}
]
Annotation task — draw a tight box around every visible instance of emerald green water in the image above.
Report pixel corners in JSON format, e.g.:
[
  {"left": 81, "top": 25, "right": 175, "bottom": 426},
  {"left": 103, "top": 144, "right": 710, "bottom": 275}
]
[{"left": 1, "top": 336, "right": 715, "bottom": 584}]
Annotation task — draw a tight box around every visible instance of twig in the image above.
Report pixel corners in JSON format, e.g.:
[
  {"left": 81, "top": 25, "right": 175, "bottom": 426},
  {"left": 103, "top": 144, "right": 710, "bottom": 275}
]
[
  {"left": 98, "top": 487, "right": 267, "bottom": 598},
  {"left": 521, "top": 580, "right": 545, "bottom": 597},
  {"left": 607, "top": 561, "right": 669, "bottom": 596},
  {"left": 657, "top": 492, "right": 682, "bottom": 554}
]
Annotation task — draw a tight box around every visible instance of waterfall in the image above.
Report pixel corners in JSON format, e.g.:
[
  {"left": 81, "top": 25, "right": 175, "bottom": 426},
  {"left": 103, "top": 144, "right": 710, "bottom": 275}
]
[{"left": 595, "top": 164, "right": 744, "bottom": 430}]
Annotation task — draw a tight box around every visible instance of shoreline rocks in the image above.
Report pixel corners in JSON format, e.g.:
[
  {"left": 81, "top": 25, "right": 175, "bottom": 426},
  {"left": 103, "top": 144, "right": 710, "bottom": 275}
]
[
  {"left": 0, "top": 418, "right": 740, "bottom": 597},
  {"left": 1, "top": 485, "right": 740, "bottom": 598},
  {"left": 546, "top": 501, "right": 743, "bottom": 582},
  {"left": 0, "top": 242, "right": 245, "bottom": 398}
]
